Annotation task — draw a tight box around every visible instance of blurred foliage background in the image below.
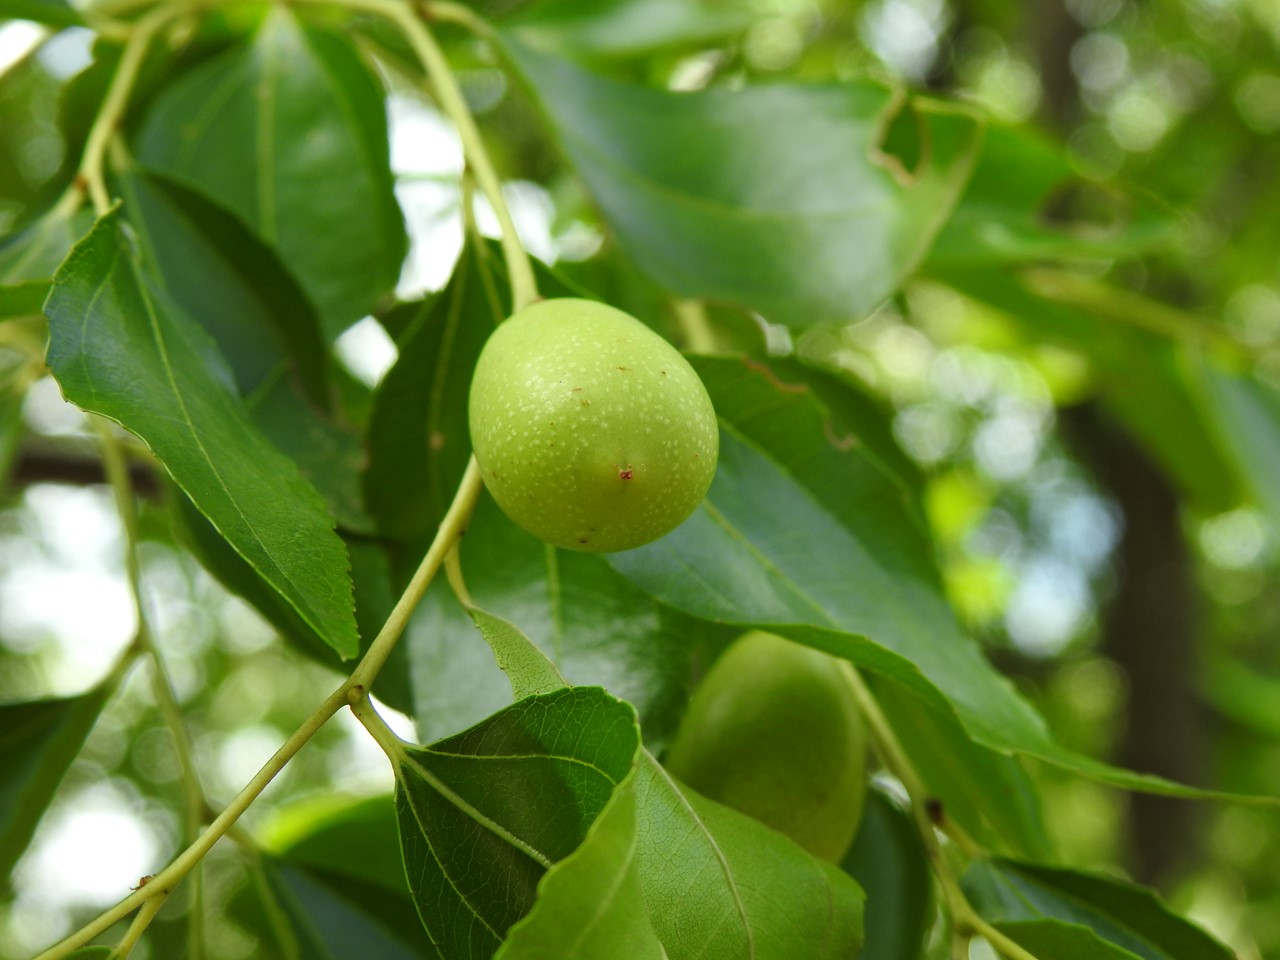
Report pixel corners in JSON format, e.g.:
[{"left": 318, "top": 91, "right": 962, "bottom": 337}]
[{"left": 1, "top": 0, "right": 1279, "bottom": 957}]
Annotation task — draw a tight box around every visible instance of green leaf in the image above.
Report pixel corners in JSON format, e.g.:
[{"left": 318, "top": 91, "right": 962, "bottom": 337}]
[
  {"left": 0, "top": 0, "right": 82, "bottom": 26},
  {"left": 927, "top": 123, "right": 1173, "bottom": 266},
  {"left": 245, "top": 367, "right": 374, "bottom": 534},
  {"left": 65, "top": 949, "right": 114, "bottom": 960},
  {"left": 46, "top": 211, "right": 359, "bottom": 658},
  {"left": 841, "top": 787, "right": 932, "bottom": 960},
  {"left": 134, "top": 9, "right": 406, "bottom": 336},
  {"left": 634, "top": 752, "right": 864, "bottom": 959},
  {"left": 365, "top": 242, "right": 505, "bottom": 545},
  {"left": 963, "top": 858, "right": 1234, "bottom": 960},
  {"left": 393, "top": 687, "right": 641, "bottom": 959},
  {"left": 116, "top": 168, "right": 330, "bottom": 406},
  {"left": 0, "top": 686, "right": 112, "bottom": 887},
  {"left": 502, "top": 38, "right": 982, "bottom": 327},
  {"left": 466, "top": 606, "right": 569, "bottom": 700},
  {"left": 609, "top": 355, "right": 1266, "bottom": 798},
  {"left": 504, "top": 0, "right": 750, "bottom": 60},
  {"left": 503, "top": 750, "right": 866, "bottom": 959},
  {"left": 263, "top": 859, "right": 430, "bottom": 960},
  {"left": 868, "top": 673, "right": 1053, "bottom": 860},
  {"left": 496, "top": 771, "right": 664, "bottom": 960}
]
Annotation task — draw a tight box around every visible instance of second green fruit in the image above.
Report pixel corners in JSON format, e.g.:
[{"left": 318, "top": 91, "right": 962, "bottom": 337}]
[{"left": 665, "top": 630, "right": 868, "bottom": 862}]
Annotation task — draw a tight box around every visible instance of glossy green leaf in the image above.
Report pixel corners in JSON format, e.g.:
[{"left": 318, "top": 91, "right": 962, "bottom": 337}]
[
  {"left": 927, "top": 123, "right": 1173, "bottom": 266},
  {"left": 0, "top": 686, "right": 112, "bottom": 886},
  {"left": 135, "top": 9, "right": 406, "bottom": 336},
  {"left": 635, "top": 751, "right": 864, "bottom": 958},
  {"left": 496, "top": 772, "right": 663, "bottom": 960},
  {"left": 841, "top": 787, "right": 932, "bottom": 960},
  {"left": 609, "top": 355, "right": 1265, "bottom": 798},
  {"left": 46, "top": 212, "right": 359, "bottom": 658},
  {"left": 963, "top": 858, "right": 1234, "bottom": 960},
  {"left": 503, "top": 38, "right": 982, "bottom": 327},
  {"left": 504, "top": 0, "right": 750, "bottom": 59},
  {"left": 116, "top": 168, "right": 329, "bottom": 406},
  {"left": 0, "top": 0, "right": 81, "bottom": 26},
  {"left": 869, "top": 673, "right": 1053, "bottom": 860},
  {"left": 393, "top": 687, "right": 640, "bottom": 959}
]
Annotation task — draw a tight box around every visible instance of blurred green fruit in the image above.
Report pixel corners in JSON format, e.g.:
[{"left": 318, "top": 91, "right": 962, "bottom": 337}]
[
  {"left": 665, "top": 630, "right": 868, "bottom": 862},
  {"left": 468, "top": 298, "right": 718, "bottom": 552}
]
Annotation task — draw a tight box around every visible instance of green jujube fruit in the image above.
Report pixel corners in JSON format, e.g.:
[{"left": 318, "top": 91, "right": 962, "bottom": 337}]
[
  {"left": 665, "top": 631, "right": 868, "bottom": 862},
  {"left": 468, "top": 298, "right": 719, "bottom": 552}
]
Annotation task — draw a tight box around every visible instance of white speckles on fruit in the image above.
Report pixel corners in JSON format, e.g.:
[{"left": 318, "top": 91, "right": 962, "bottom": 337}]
[{"left": 468, "top": 298, "right": 719, "bottom": 553}]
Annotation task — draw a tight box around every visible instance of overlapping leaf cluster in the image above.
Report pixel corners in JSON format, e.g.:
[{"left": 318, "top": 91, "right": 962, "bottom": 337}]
[{"left": 0, "top": 0, "right": 1266, "bottom": 957}]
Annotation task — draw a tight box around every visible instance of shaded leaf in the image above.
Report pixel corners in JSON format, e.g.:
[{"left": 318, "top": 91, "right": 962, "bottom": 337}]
[
  {"left": 0, "top": 203, "right": 93, "bottom": 315},
  {"left": 135, "top": 9, "right": 406, "bottom": 336},
  {"left": 1200, "top": 363, "right": 1280, "bottom": 531},
  {"left": 964, "top": 858, "right": 1234, "bottom": 960},
  {"left": 393, "top": 687, "right": 640, "bottom": 959},
  {"left": 0, "top": 686, "right": 113, "bottom": 887},
  {"left": 841, "top": 787, "right": 932, "bottom": 960},
  {"left": 503, "top": 38, "right": 982, "bottom": 327},
  {"left": 869, "top": 673, "right": 1052, "bottom": 860},
  {"left": 65, "top": 949, "right": 114, "bottom": 960},
  {"left": 116, "top": 168, "right": 329, "bottom": 405},
  {"left": 46, "top": 212, "right": 358, "bottom": 658},
  {"left": 264, "top": 860, "right": 431, "bottom": 960}
]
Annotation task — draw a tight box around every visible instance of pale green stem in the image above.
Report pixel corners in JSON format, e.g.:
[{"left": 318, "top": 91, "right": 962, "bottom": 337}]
[
  {"left": 94, "top": 419, "right": 208, "bottom": 960},
  {"left": 293, "top": 0, "right": 538, "bottom": 311},
  {"left": 110, "top": 895, "right": 165, "bottom": 960},
  {"left": 78, "top": 5, "right": 176, "bottom": 215},
  {"left": 838, "top": 663, "right": 1039, "bottom": 960}
]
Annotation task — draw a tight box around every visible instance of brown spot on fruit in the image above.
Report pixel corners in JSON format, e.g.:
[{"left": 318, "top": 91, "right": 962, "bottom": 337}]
[{"left": 619, "top": 468, "right": 634, "bottom": 480}]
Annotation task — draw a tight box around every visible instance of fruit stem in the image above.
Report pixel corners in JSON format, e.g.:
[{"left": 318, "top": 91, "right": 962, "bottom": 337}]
[
  {"left": 94, "top": 418, "right": 208, "bottom": 960},
  {"left": 839, "top": 663, "right": 1043, "bottom": 960}
]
